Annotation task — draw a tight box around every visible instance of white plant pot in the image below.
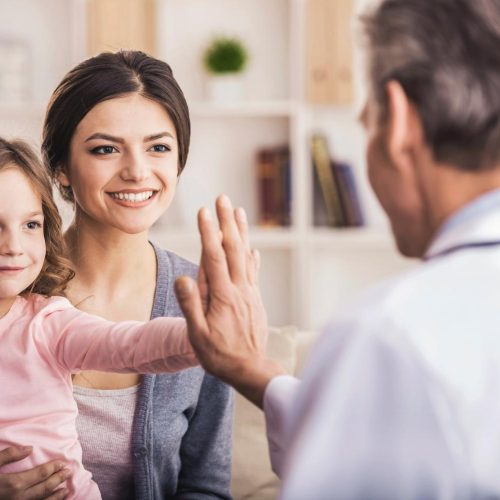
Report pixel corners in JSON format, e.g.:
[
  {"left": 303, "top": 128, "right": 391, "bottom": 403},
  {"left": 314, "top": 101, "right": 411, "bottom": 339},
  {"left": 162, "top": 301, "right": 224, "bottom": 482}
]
[{"left": 206, "top": 74, "right": 244, "bottom": 103}]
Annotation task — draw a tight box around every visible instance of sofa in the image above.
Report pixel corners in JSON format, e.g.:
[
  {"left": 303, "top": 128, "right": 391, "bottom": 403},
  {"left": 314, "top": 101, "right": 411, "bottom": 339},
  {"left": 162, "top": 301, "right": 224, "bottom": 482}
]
[{"left": 230, "top": 326, "right": 319, "bottom": 499}]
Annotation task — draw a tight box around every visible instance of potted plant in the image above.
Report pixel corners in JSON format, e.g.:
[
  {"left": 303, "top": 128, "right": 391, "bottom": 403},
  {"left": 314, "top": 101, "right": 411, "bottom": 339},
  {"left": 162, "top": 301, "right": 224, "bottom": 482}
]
[{"left": 203, "top": 36, "right": 249, "bottom": 102}]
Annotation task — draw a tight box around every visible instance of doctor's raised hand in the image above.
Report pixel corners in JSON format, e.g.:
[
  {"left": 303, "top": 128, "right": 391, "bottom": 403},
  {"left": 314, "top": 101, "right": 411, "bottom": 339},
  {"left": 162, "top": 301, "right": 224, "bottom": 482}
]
[{"left": 175, "top": 195, "right": 284, "bottom": 408}]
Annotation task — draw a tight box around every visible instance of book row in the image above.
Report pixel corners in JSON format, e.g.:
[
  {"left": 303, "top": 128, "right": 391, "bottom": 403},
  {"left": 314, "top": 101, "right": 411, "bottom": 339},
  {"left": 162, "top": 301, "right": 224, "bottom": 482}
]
[{"left": 256, "top": 134, "right": 364, "bottom": 228}]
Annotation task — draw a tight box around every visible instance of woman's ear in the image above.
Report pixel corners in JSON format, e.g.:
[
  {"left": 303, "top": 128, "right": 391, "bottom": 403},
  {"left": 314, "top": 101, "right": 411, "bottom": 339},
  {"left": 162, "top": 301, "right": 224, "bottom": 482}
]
[
  {"left": 385, "top": 80, "right": 425, "bottom": 171},
  {"left": 57, "top": 169, "right": 71, "bottom": 187}
]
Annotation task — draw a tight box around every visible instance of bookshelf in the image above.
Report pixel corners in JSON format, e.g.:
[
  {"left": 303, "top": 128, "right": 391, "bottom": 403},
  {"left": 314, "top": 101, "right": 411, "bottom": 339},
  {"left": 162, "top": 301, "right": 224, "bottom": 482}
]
[{"left": 0, "top": 0, "right": 418, "bottom": 331}]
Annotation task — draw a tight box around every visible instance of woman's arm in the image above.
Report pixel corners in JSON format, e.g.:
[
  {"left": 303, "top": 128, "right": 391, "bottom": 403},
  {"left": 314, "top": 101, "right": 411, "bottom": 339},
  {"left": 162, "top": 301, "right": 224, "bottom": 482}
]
[{"left": 0, "top": 447, "right": 70, "bottom": 500}]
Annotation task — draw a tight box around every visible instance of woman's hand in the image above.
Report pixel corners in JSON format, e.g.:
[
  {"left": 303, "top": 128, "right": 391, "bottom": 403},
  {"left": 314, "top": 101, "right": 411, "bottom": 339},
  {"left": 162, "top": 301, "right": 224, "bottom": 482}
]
[
  {"left": 175, "top": 195, "right": 285, "bottom": 408},
  {"left": 0, "top": 447, "right": 70, "bottom": 500}
]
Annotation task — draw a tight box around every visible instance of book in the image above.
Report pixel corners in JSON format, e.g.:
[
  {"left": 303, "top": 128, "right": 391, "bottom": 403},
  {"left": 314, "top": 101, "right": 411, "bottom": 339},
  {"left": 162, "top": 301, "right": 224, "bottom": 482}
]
[
  {"left": 310, "top": 133, "right": 345, "bottom": 227},
  {"left": 256, "top": 146, "right": 291, "bottom": 226},
  {"left": 331, "top": 161, "right": 364, "bottom": 227}
]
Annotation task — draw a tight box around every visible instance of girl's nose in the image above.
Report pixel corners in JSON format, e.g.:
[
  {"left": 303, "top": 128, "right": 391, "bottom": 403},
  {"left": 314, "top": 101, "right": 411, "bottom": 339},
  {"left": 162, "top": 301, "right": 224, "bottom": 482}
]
[{"left": 0, "top": 230, "right": 24, "bottom": 256}]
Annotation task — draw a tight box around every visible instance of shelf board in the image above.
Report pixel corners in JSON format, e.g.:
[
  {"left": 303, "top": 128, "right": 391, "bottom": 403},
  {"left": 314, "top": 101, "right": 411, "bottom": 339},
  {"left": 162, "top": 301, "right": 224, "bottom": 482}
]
[
  {"left": 188, "top": 100, "right": 299, "bottom": 118},
  {"left": 309, "top": 226, "right": 395, "bottom": 250},
  {"left": 150, "top": 226, "right": 396, "bottom": 251},
  {"left": 150, "top": 226, "right": 297, "bottom": 249}
]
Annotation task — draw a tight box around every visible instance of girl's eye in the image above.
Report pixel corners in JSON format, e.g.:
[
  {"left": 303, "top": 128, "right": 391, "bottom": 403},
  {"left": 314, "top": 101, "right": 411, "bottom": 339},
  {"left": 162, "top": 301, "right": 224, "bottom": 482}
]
[
  {"left": 150, "top": 144, "right": 171, "bottom": 153},
  {"left": 91, "top": 145, "right": 118, "bottom": 155},
  {"left": 26, "top": 221, "right": 42, "bottom": 230}
]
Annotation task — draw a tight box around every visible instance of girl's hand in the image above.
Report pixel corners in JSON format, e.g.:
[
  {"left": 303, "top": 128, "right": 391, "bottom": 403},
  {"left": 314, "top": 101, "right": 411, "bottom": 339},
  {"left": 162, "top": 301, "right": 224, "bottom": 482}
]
[{"left": 0, "top": 447, "right": 70, "bottom": 500}]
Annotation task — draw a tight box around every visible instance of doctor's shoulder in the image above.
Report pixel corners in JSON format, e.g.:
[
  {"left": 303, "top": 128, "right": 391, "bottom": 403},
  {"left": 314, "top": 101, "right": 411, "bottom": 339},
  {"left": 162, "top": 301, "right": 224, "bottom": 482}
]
[{"left": 312, "top": 258, "right": 455, "bottom": 352}]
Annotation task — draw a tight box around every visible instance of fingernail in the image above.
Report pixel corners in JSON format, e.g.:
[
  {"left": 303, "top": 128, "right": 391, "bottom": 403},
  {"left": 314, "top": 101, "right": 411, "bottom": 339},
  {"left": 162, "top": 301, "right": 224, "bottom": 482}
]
[
  {"left": 219, "top": 194, "right": 231, "bottom": 208},
  {"left": 236, "top": 207, "right": 247, "bottom": 224},
  {"left": 200, "top": 207, "right": 212, "bottom": 220},
  {"left": 21, "top": 446, "right": 33, "bottom": 453},
  {"left": 175, "top": 278, "right": 192, "bottom": 297}
]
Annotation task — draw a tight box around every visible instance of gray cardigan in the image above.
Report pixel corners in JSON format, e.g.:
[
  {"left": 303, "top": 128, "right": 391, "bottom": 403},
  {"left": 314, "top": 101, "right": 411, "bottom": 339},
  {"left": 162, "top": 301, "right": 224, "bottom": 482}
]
[{"left": 131, "top": 245, "right": 233, "bottom": 499}]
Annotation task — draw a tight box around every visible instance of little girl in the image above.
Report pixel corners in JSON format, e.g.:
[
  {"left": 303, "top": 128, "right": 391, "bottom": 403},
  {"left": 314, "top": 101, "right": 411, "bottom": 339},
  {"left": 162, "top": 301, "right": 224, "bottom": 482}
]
[{"left": 0, "top": 137, "right": 198, "bottom": 499}]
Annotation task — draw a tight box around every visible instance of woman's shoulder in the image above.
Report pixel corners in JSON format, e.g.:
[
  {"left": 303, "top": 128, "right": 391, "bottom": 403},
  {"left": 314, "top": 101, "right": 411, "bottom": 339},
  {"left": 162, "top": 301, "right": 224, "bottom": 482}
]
[
  {"left": 151, "top": 244, "right": 198, "bottom": 318},
  {"left": 153, "top": 245, "right": 198, "bottom": 280}
]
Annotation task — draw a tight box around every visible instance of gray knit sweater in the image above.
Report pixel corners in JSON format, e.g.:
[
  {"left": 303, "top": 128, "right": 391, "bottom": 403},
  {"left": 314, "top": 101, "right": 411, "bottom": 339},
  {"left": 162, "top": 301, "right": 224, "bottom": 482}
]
[{"left": 79, "top": 245, "right": 234, "bottom": 499}]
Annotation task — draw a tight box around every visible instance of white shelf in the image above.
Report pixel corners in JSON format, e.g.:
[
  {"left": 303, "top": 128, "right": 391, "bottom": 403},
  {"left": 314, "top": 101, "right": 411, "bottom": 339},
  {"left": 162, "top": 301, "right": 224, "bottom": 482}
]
[
  {"left": 189, "top": 100, "right": 299, "bottom": 118},
  {"left": 309, "top": 227, "right": 395, "bottom": 250},
  {"left": 0, "top": 103, "right": 45, "bottom": 118},
  {"left": 150, "top": 226, "right": 296, "bottom": 250},
  {"left": 150, "top": 226, "right": 395, "bottom": 251},
  {"left": 4, "top": 0, "right": 413, "bottom": 330}
]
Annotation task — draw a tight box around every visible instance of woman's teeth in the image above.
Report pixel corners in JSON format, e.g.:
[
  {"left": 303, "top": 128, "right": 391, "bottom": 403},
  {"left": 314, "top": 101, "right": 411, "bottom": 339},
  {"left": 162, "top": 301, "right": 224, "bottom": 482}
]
[{"left": 110, "top": 191, "right": 154, "bottom": 202}]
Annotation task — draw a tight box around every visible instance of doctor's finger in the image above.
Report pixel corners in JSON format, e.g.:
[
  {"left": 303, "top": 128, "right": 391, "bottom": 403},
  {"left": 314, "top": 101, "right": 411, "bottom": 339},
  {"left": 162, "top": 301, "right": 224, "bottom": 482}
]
[
  {"left": 175, "top": 277, "right": 211, "bottom": 353},
  {"left": 197, "top": 259, "right": 209, "bottom": 314},
  {"left": 252, "top": 249, "right": 261, "bottom": 286},
  {"left": 234, "top": 207, "right": 256, "bottom": 284},
  {"left": 216, "top": 195, "right": 247, "bottom": 284},
  {"left": 198, "top": 206, "right": 231, "bottom": 292}
]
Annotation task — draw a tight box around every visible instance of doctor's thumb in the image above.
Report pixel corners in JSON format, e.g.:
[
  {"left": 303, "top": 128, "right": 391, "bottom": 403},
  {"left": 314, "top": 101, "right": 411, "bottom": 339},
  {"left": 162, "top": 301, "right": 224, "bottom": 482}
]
[{"left": 175, "top": 276, "right": 209, "bottom": 342}]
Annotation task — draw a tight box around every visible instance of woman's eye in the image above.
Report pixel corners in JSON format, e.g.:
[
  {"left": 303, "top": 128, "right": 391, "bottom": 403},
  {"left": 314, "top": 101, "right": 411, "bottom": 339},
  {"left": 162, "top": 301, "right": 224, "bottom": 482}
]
[
  {"left": 26, "top": 221, "right": 42, "bottom": 230},
  {"left": 150, "top": 144, "right": 171, "bottom": 153},
  {"left": 91, "top": 145, "right": 117, "bottom": 155}
]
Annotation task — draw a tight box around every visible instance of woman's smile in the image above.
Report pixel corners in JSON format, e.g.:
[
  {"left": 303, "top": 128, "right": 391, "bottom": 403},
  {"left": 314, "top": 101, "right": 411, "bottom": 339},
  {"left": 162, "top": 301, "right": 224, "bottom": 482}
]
[{"left": 107, "top": 189, "right": 159, "bottom": 208}]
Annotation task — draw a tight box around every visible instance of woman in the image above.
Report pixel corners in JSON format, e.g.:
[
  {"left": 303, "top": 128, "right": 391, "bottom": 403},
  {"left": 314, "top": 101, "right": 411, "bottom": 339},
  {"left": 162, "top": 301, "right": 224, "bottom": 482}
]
[{"left": 0, "top": 51, "right": 233, "bottom": 500}]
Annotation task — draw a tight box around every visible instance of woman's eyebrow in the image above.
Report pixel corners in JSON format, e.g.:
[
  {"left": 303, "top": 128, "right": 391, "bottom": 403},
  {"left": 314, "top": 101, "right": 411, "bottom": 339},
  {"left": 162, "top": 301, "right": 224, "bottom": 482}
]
[
  {"left": 144, "top": 132, "right": 175, "bottom": 141},
  {"left": 85, "top": 133, "right": 124, "bottom": 143}
]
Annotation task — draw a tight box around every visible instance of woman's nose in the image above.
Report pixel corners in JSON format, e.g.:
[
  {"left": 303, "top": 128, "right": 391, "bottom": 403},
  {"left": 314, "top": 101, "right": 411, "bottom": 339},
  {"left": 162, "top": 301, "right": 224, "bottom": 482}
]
[{"left": 121, "top": 151, "right": 150, "bottom": 182}]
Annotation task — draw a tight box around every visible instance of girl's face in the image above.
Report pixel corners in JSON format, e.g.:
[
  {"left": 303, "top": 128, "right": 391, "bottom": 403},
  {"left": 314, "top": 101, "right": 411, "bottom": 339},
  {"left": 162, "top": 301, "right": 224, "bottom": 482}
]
[
  {"left": 0, "top": 167, "right": 46, "bottom": 315},
  {"left": 64, "top": 93, "right": 180, "bottom": 234}
]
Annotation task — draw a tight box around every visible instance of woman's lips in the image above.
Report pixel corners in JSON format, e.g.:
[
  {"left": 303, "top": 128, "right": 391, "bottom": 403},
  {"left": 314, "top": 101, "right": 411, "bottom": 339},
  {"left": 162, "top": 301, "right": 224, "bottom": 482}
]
[{"left": 107, "top": 190, "right": 158, "bottom": 208}]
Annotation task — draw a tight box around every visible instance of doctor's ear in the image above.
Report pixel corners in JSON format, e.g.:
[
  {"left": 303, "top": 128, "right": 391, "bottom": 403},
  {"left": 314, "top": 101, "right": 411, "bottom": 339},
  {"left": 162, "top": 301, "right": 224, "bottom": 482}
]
[{"left": 385, "top": 80, "right": 425, "bottom": 170}]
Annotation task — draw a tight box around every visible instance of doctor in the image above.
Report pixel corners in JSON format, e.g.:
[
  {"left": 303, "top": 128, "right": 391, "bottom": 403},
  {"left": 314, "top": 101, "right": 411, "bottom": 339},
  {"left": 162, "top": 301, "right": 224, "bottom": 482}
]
[{"left": 176, "top": 0, "right": 500, "bottom": 498}]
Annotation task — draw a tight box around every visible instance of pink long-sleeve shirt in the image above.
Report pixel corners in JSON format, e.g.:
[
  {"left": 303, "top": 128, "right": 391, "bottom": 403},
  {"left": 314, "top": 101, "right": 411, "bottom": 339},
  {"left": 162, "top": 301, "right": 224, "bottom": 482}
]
[{"left": 0, "top": 294, "right": 197, "bottom": 499}]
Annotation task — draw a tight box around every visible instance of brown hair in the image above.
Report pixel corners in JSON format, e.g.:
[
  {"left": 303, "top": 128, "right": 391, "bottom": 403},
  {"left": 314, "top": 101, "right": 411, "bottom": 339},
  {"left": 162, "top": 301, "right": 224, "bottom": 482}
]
[
  {"left": 0, "top": 138, "right": 74, "bottom": 296},
  {"left": 362, "top": 0, "right": 500, "bottom": 170},
  {"left": 42, "top": 50, "right": 191, "bottom": 202}
]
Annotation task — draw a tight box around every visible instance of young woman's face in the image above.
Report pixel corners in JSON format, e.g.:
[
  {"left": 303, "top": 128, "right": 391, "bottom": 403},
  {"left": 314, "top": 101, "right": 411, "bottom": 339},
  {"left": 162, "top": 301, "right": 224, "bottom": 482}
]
[
  {"left": 65, "top": 93, "right": 180, "bottom": 234},
  {"left": 0, "top": 166, "right": 45, "bottom": 313}
]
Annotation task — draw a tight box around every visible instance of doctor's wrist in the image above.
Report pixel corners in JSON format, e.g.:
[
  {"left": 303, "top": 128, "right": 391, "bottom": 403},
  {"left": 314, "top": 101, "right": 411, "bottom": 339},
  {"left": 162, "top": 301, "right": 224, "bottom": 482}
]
[{"left": 225, "top": 356, "right": 286, "bottom": 410}]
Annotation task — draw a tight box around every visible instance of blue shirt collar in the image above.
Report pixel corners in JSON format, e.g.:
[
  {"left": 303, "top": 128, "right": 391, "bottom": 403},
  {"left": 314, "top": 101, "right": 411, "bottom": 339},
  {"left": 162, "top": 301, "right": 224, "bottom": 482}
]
[
  {"left": 436, "top": 188, "right": 500, "bottom": 239},
  {"left": 425, "top": 188, "right": 500, "bottom": 259}
]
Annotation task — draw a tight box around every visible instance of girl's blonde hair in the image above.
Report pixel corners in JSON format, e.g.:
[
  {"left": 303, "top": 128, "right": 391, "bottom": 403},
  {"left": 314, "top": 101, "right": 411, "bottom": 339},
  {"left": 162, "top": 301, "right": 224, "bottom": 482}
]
[{"left": 0, "top": 137, "right": 74, "bottom": 296}]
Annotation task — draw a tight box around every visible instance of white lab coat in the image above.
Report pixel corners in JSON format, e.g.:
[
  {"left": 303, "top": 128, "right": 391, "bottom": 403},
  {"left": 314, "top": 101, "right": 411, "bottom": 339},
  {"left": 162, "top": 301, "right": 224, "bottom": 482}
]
[{"left": 264, "top": 197, "right": 500, "bottom": 499}]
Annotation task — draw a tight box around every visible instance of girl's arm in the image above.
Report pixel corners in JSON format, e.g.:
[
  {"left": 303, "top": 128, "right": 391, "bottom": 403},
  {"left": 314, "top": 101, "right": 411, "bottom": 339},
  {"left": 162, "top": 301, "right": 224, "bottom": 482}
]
[{"left": 41, "top": 302, "right": 198, "bottom": 374}]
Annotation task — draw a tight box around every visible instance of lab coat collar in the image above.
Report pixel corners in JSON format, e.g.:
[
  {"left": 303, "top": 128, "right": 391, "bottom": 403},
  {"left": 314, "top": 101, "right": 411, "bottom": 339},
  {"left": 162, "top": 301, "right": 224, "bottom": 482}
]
[{"left": 425, "top": 202, "right": 500, "bottom": 260}]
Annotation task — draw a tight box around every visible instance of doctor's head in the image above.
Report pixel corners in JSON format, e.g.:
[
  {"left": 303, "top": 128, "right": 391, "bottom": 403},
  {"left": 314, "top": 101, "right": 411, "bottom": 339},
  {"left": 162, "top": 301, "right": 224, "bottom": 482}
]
[{"left": 360, "top": 0, "right": 500, "bottom": 257}]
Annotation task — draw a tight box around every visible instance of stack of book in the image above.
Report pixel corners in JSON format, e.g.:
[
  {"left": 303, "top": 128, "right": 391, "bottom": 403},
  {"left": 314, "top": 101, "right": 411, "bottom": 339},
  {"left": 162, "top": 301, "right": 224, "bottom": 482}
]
[
  {"left": 311, "top": 133, "right": 364, "bottom": 228},
  {"left": 256, "top": 145, "right": 291, "bottom": 227}
]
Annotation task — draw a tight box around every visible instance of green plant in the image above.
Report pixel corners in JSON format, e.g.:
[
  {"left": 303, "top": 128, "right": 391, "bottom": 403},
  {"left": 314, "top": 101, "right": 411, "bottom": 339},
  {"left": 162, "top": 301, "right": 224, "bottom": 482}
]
[{"left": 203, "top": 36, "right": 249, "bottom": 75}]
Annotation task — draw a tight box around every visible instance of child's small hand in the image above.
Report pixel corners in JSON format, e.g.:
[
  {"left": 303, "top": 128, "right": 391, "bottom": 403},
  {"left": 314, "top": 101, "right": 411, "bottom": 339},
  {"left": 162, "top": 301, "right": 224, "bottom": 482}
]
[{"left": 0, "top": 446, "right": 70, "bottom": 500}]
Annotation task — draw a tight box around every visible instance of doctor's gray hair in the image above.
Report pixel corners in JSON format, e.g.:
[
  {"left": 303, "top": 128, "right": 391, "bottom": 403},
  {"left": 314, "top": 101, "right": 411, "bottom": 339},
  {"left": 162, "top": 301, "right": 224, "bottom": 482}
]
[{"left": 362, "top": 0, "right": 500, "bottom": 171}]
